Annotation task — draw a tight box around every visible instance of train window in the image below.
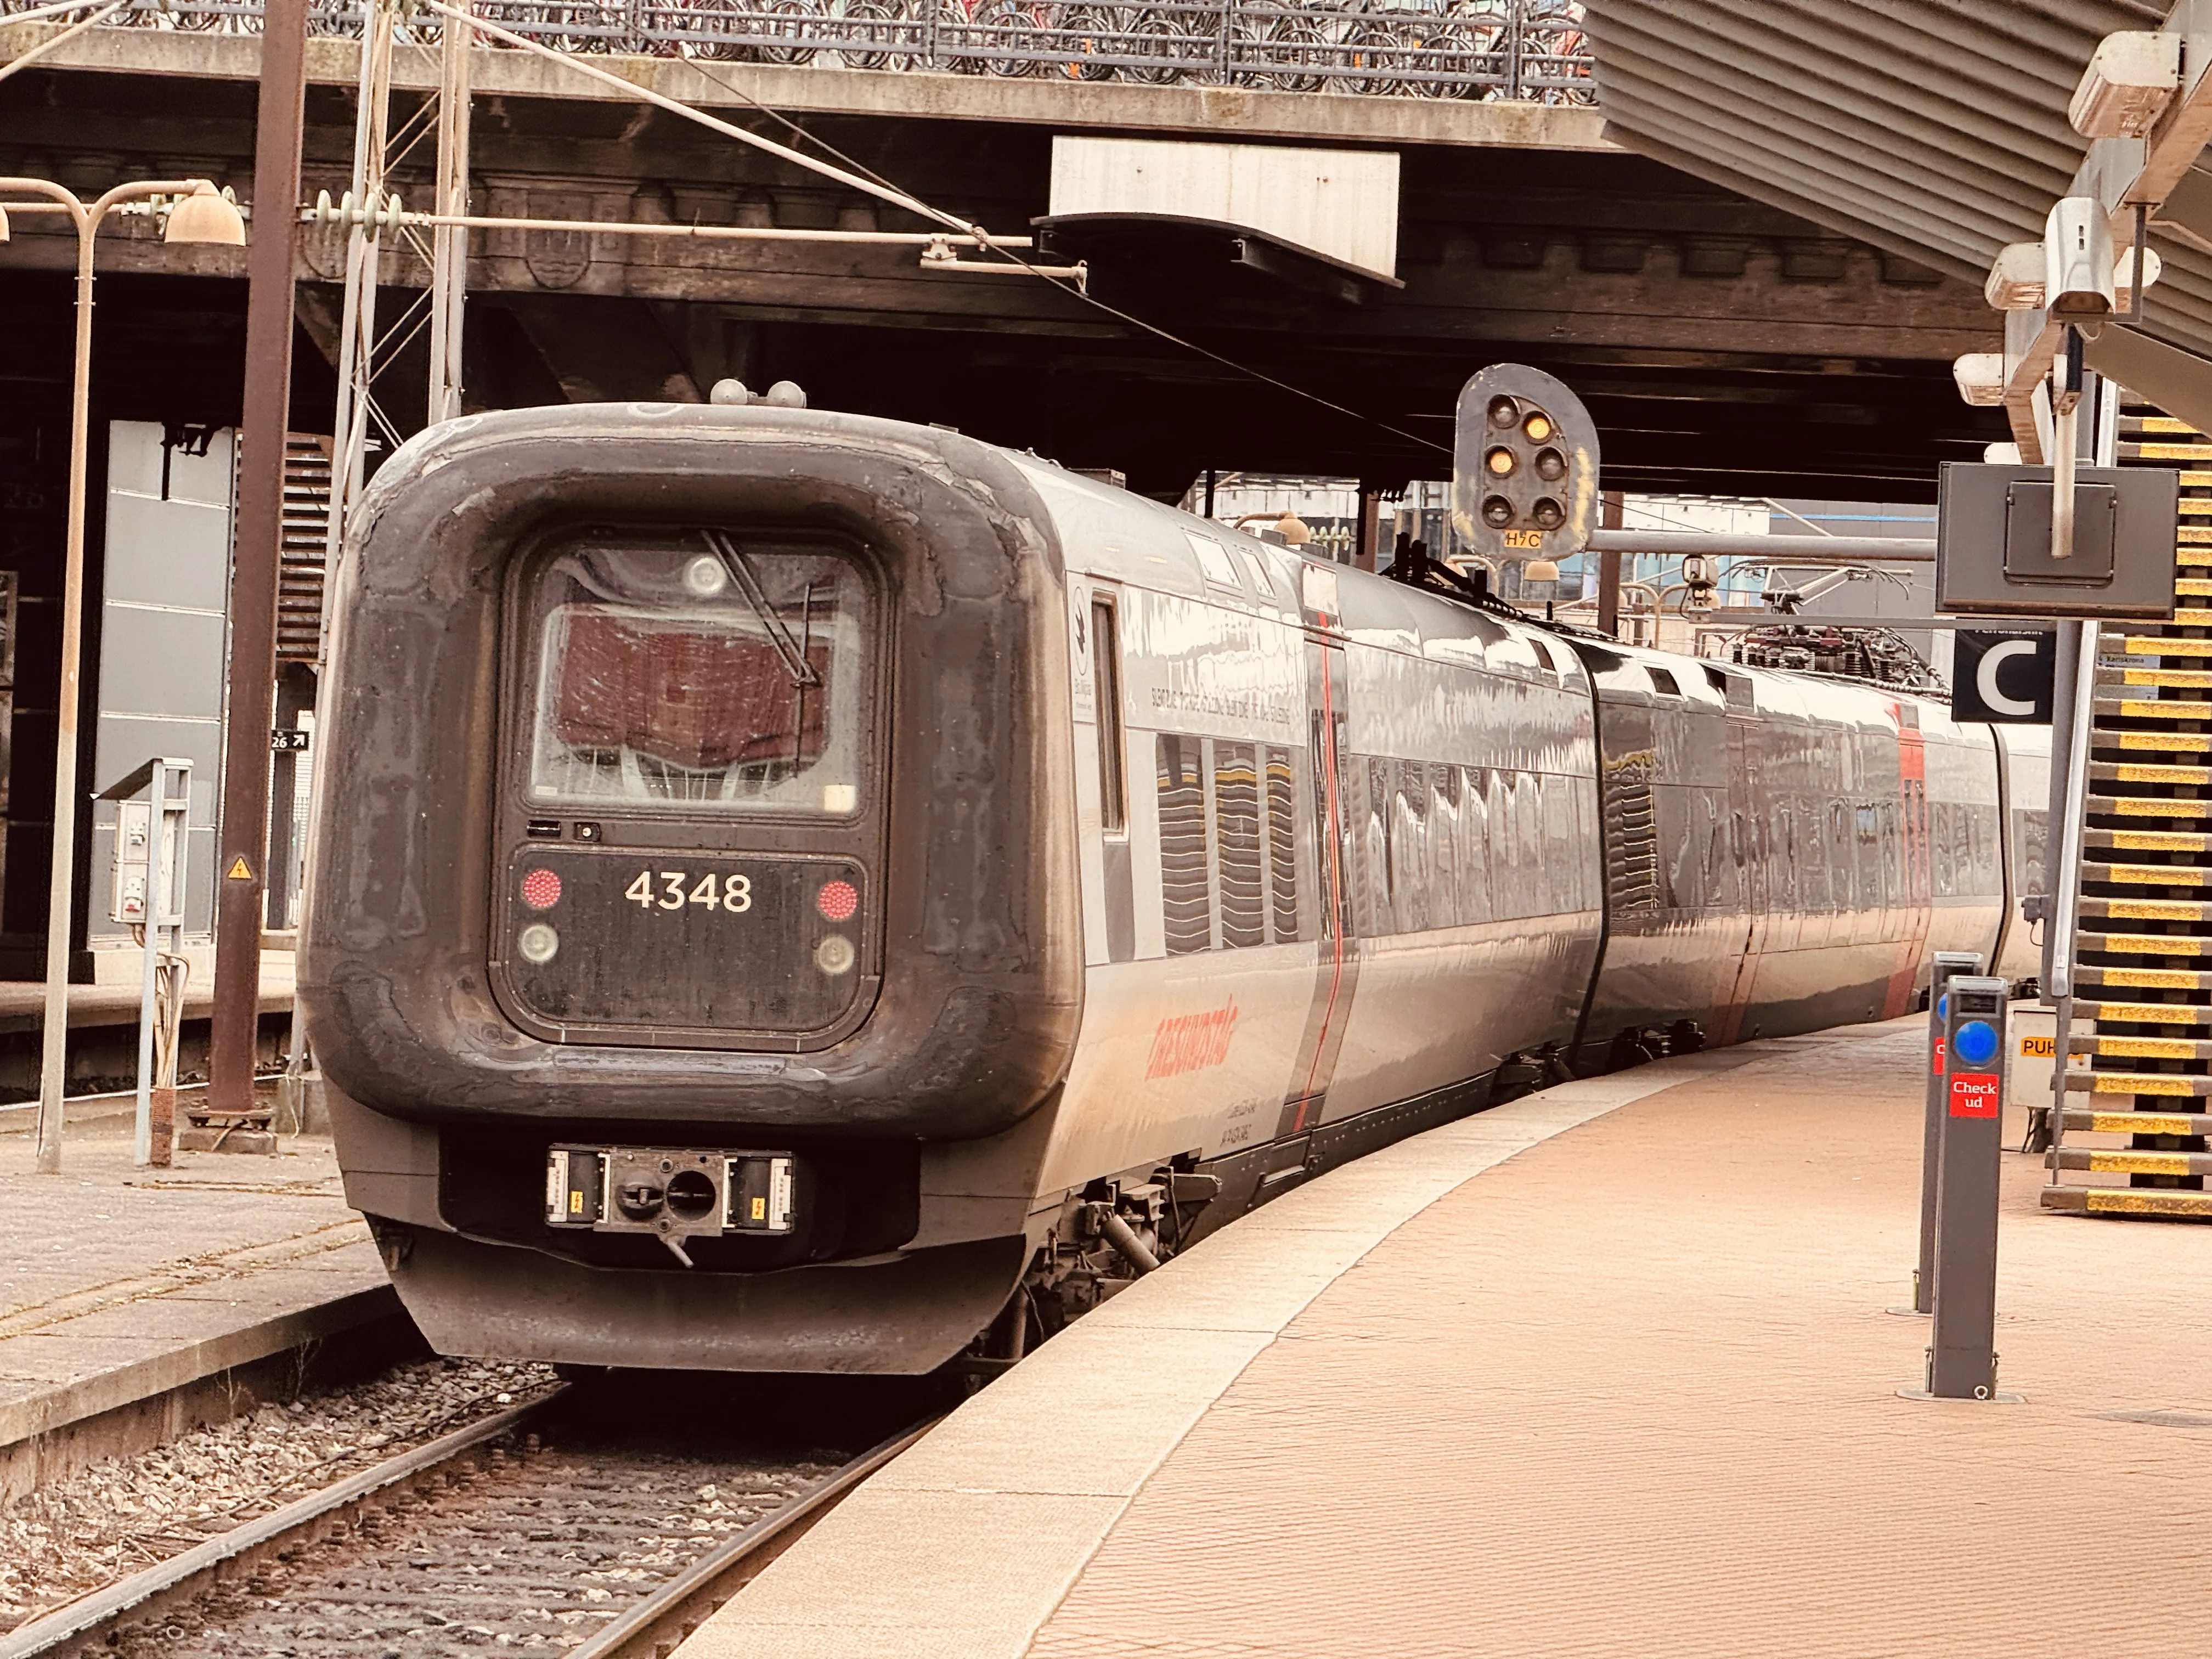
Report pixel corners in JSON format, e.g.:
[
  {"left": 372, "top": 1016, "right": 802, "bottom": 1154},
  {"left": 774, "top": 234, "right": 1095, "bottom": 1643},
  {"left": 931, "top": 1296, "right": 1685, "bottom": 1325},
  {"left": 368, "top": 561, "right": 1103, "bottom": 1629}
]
[
  {"left": 1528, "top": 639, "right": 1555, "bottom": 674},
  {"left": 1233, "top": 545, "right": 1277, "bottom": 601},
  {"left": 1364, "top": 757, "right": 1393, "bottom": 934},
  {"left": 523, "top": 539, "right": 869, "bottom": 815},
  {"left": 1459, "top": 766, "right": 1489, "bottom": 925},
  {"left": 1704, "top": 665, "right": 1754, "bottom": 710},
  {"left": 1395, "top": 761, "right": 1430, "bottom": 935},
  {"left": 1158, "top": 735, "right": 1211, "bottom": 953},
  {"left": 1432, "top": 763, "right": 1460, "bottom": 926},
  {"left": 1091, "top": 599, "right": 1126, "bottom": 833},
  {"left": 1266, "top": 746, "right": 1300, "bottom": 943},
  {"left": 1184, "top": 531, "right": 1243, "bottom": 592},
  {"left": 1214, "top": 742, "right": 1266, "bottom": 949},
  {"left": 1543, "top": 776, "right": 1575, "bottom": 912},
  {"left": 1492, "top": 770, "right": 1521, "bottom": 919},
  {"left": 1647, "top": 667, "right": 1681, "bottom": 697}
]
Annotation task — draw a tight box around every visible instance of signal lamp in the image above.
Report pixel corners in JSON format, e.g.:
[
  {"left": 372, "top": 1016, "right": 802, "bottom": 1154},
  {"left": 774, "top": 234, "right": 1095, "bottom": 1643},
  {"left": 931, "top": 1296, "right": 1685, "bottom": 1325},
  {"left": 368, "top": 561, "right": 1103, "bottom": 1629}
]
[
  {"left": 817, "top": 879, "right": 859, "bottom": 922},
  {"left": 1481, "top": 495, "right": 1514, "bottom": 528},
  {"left": 517, "top": 923, "right": 559, "bottom": 965},
  {"left": 1522, "top": 410, "right": 1554, "bottom": 443},
  {"left": 521, "top": 868, "right": 562, "bottom": 910},
  {"left": 1531, "top": 497, "right": 1565, "bottom": 531},
  {"left": 1487, "top": 396, "right": 1519, "bottom": 430},
  {"left": 1533, "top": 446, "right": 1566, "bottom": 482},
  {"left": 1485, "top": 447, "right": 1517, "bottom": 477}
]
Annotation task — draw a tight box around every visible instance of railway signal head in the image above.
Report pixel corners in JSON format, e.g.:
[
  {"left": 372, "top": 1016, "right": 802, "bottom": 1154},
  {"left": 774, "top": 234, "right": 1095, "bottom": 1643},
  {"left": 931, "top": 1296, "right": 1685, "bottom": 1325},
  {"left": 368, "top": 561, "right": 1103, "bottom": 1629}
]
[{"left": 1454, "top": 364, "right": 1600, "bottom": 563}]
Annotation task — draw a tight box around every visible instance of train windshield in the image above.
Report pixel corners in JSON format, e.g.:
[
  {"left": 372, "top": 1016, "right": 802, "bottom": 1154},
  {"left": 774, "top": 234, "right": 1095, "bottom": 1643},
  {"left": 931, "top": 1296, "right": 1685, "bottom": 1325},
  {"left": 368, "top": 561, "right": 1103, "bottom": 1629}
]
[{"left": 524, "top": 537, "right": 870, "bottom": 815}]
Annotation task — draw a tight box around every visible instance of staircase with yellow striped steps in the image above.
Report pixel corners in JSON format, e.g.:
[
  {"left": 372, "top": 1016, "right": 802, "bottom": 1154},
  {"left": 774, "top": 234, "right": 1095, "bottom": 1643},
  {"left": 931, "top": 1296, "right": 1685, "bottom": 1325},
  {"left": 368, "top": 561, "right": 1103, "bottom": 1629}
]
[{"left": 2047, "top": 410, "right": 2212, "bottom": 1218}]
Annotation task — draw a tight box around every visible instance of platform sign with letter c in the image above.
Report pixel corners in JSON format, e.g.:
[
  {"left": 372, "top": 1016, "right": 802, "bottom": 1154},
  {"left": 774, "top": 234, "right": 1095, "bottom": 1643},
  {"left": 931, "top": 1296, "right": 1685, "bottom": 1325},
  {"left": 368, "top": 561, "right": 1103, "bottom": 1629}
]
[{"left": 1950, "top": 629, "right": 2055, "bottom": 724}]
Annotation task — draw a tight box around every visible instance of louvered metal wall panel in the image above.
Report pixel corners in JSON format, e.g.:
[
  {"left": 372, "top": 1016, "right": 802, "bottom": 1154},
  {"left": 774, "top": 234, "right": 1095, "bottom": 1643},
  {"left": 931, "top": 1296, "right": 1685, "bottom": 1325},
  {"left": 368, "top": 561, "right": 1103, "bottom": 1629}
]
[{"left": 1582, "top": 2, "right": 2212, "bottom": 352}]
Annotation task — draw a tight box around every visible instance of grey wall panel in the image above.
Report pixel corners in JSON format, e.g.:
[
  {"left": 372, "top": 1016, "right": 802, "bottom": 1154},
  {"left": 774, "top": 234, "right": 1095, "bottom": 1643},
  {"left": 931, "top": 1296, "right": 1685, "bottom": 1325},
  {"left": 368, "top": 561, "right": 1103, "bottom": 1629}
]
[
  {"left": 93, "top": 421, "right": 233, "bottom": 947},
  {"left": 103, "top": 495, "right": 233, "bottom": 612},
  {"left": 97, "top": 608, "right": 227, "bottom": 720}
]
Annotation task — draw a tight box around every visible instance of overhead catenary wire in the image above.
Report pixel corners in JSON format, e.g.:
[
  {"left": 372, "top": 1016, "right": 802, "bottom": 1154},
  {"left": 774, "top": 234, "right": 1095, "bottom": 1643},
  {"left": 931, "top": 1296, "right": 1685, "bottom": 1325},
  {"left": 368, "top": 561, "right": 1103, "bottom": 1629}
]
[
  {"left": 420, "top": 2, "right": 1449, "bottom": 460},
  {"left": 678, "top": 55, "right": 1449, "bottom": 458}
]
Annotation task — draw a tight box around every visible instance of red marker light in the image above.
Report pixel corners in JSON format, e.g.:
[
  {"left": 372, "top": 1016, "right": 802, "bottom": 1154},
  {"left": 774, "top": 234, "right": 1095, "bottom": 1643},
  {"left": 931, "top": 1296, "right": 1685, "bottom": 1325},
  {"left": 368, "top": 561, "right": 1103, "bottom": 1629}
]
[
  {"left": 522, "top": 868, "right": 562, "bottom": 910},
  {"left": 817, "top": 879, "right": 859, "bottom": 922}
]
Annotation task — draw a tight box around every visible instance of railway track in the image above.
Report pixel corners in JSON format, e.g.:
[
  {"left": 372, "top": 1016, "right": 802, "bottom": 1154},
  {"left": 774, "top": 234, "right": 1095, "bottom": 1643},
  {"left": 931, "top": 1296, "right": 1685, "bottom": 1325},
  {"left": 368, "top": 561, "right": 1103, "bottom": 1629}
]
[{"left": 1, "top": 1376, "right": 933, "bottom": 1659}]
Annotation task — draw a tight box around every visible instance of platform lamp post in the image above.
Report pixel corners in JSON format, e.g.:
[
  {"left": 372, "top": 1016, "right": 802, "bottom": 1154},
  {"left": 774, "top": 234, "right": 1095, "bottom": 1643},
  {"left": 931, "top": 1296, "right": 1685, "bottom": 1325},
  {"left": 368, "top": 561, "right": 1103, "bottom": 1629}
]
[{"left": 0, "top": 178, "right": 246, "bottom": 1175}]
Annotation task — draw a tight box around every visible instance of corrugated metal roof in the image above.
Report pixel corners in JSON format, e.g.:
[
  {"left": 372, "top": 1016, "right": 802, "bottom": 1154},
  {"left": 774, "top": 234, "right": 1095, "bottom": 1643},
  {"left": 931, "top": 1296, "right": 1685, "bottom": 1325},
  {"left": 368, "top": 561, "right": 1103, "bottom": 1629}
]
[{"left": 1583, "top": 1, "right": 2212, "bottom": 356}]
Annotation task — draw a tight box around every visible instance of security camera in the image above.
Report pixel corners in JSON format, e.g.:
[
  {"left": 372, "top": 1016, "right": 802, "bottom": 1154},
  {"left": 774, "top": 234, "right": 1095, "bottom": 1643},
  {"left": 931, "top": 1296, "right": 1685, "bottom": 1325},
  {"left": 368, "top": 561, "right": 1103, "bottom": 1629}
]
[
  {"left": 2070, "top": 31, "right": 2179, "bottom": 139},
  {"left": 1984, "top": 243, "right": 2046, "bottom": 311},
  {"left": 2045, "top": 196, "right": 2116, "bottom": 318},
  {"left": 1952, "top": 353, "right": 2007, "bottom": 407}
]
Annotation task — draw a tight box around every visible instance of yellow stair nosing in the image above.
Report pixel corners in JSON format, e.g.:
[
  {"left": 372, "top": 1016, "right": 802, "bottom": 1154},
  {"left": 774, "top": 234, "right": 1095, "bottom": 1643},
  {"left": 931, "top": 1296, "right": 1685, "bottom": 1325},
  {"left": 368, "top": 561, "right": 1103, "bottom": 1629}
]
[
  {"left": 2060, "top": 1107, "right": 2212, "bottom": 1131},
  {"left": 2045, "top": 1187, "right": 2212, "bottom": 1220}
]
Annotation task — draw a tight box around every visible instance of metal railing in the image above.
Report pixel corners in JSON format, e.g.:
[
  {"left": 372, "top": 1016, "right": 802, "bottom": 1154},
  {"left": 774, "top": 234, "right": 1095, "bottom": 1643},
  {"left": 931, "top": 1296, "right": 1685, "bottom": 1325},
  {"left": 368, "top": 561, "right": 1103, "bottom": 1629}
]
[{"left": 4, "top": 0, "right": 1592, "bottom": 100}]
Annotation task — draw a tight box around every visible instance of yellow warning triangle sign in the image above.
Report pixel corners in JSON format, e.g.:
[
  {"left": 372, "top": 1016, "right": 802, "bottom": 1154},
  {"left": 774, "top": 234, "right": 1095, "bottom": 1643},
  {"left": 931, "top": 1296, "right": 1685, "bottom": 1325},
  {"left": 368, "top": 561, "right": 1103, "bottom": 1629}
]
[{"left": 225, "top": 855, "right": 254, "bottom": 881}]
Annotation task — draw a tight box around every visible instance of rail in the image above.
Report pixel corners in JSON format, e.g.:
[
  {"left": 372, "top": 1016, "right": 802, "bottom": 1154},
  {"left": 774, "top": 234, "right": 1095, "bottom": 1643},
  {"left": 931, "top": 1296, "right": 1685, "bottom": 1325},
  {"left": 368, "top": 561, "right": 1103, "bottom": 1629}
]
[
  {"left": 0, "top": 1383, "right": 935, "bottom": 1658},
  {"left": 0, "top": 0, "right": 1592, "bottom": 100}
]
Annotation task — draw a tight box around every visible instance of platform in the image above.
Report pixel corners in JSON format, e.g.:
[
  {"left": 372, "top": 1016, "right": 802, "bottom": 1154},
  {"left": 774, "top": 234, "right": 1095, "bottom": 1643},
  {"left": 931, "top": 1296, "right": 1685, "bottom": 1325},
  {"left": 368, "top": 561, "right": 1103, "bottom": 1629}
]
[
  {"left": 0, "top": 950, "right": 296, "bottom": 1037},
  {"left": 686, "top": 1016, "right": 2212, "bottom": 1658},
  {"left": 0, "top": 1110, "right": 396, "bottom": 1502}
]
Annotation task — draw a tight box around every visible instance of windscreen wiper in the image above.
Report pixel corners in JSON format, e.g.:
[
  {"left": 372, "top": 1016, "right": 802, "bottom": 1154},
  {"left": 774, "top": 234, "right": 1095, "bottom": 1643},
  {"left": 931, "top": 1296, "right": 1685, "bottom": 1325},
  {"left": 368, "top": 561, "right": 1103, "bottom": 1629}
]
[{"left": 701, "top": 528, "right": 822, "bottom": 687}]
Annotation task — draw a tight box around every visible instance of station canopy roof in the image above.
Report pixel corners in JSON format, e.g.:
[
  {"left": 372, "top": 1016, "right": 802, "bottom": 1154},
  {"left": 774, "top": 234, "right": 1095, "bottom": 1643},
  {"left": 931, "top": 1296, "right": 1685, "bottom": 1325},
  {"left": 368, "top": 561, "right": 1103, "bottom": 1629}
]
[{"left": 1582, "top": 1, "right": 2212, "bottom": 364}]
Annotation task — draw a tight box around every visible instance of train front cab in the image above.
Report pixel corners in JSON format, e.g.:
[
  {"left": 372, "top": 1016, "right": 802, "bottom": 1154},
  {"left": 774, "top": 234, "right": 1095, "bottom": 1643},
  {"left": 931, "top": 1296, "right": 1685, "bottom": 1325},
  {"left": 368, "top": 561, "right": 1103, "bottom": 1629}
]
[{"left": 302, "top": 406, "right": 1086, "bottom": 1373}]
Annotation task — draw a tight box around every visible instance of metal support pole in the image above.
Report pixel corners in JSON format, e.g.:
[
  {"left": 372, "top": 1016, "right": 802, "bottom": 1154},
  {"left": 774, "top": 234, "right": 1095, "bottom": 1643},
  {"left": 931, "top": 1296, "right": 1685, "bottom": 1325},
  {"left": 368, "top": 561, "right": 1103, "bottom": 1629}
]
[
  {"left": 426, "top": 4, "right": 471, "bottom": 424},
  {"left": 1910, "top": 975, "right": 2015, "bottom": 1402},
  {"left": 1903, "top": 950, "right": 1983, "bottom": 1316},
  {"left": 207, "top": 0, "right": 309, "bottom": 1119},
  {"left": 132, "top": 766, "right": 161, "bottom": 1166},
  {"left": 33, "top": 198, "right": 98, "bottom": 1176},
  {"left": 279, "top": 0, "right": 396, "bottom": 1115},
  {"left": 2038, "top": 370, "right": 2120, "bottom": 1174},
  {"left": 129, "top": 759, "right": 187, "bottom": 1168},
  {"left": 1597, "top": 489, "right": 1623, "bottom": 635}
]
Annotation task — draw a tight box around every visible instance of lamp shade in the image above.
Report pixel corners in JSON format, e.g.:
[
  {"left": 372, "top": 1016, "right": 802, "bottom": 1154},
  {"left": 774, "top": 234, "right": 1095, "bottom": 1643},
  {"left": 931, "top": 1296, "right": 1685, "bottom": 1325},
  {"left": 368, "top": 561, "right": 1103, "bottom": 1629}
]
[{"left": 164, "top": 182, "right": 245, "bottom": 247}]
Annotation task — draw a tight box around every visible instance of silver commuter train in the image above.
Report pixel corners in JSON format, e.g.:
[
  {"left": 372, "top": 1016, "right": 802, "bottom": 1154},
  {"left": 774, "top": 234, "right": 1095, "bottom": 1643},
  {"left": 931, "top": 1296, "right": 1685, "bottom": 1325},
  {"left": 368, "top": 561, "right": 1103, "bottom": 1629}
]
[{"left": 303, "top": 405, "right": 2046, "bottom": 1374}]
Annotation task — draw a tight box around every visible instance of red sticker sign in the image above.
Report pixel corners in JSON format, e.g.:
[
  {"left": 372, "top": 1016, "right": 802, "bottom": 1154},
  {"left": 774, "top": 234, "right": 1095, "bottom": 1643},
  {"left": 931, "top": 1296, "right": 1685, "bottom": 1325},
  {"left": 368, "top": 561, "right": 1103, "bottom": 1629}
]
[
  {"left": 1949, "top": 1071, "right": 2001, "bottom": 1119},
  {"left": 1931, "top": 1040, "right": 1944, "bottom": 1077}
]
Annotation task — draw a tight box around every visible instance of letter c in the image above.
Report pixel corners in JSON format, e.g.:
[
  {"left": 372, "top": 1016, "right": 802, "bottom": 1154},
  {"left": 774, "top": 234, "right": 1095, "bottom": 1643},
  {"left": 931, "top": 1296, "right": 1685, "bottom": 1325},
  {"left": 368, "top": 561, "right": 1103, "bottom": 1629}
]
[{"left": 1977, "top": 639, "right": 2038, "bottom": 718}]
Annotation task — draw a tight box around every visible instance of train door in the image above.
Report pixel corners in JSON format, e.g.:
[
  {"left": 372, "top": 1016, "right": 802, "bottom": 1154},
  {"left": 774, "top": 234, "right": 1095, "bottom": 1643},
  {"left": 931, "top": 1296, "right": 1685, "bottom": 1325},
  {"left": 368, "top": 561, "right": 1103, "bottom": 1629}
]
[
  {"left": 1073, "top": 579, "right": 1135, "bottom": 963},
  {"left": 1277, "top": 630, "right": 1356, "bottom": 1138}
]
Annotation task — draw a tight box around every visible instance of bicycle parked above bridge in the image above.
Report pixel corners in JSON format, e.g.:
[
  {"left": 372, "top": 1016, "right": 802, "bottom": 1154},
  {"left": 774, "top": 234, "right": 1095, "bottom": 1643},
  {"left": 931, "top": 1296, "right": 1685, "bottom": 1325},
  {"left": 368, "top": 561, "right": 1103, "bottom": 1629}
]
[{"left": 3, "top": 0, "right": 1592, "bottom": 99}]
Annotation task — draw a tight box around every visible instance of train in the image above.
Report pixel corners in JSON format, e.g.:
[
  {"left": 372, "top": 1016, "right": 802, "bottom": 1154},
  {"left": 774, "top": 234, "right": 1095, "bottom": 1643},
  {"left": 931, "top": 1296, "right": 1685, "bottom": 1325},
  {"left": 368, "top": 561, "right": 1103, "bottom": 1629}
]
[{"left": 302, "top": 403, "right": 2049, "bottom": 1375}]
